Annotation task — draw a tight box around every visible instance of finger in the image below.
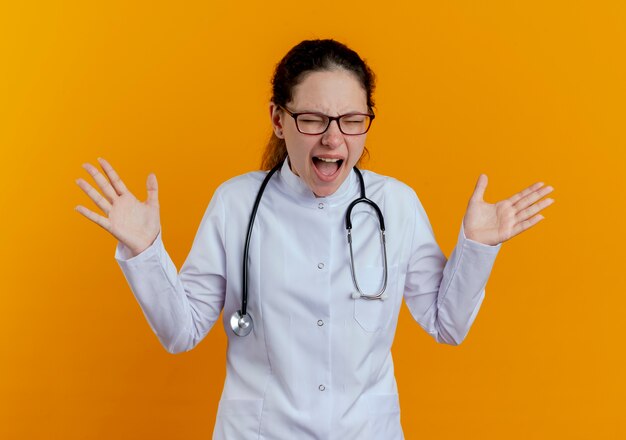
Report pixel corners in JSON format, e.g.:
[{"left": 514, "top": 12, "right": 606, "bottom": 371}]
[
  {"left": 510, "top": 213, "right": 545, "bottom": 237},
  {"left": 97, "top": 157, "right": 130, "bottom": 196},
  {"left": 76, "top": 178, "right": 112, "bottom": 215},
  {"left": 515, "top": 197, "right": 555, "bottom": 223},
  {"left": 146, "top": 173, "right": 159, "bottom": 206},
  {"left": 75, "top": 204, "right": 112, "bottom": 232},
  {"left": 470, "top": 174, "right": 488, "bottom": 202},
  {"left": 82, "top": 162, "right": 120, "bottom": 203},
  {"left": 513, "top": 185, "right": 554, "bottom": 210},
  {"left": 507, "top": 181, "right": 545, "bottom": 205}
]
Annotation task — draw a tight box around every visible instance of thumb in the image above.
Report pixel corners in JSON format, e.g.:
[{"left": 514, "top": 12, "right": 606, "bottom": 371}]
[
  {"left": 146, "top": 173, "right": 159, "bottom": 205},
  {"left": 470, "top": 174, "right": 488, "bottom": 202}
]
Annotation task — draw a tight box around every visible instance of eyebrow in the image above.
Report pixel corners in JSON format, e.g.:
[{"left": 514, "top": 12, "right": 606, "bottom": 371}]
[{"left": 294, "top": 108, "right": 369, "bottom": 115}]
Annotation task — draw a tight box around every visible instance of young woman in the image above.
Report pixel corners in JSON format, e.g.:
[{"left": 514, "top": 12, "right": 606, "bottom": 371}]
[{"left": 75, "top": 39, "right": 555, "bottom": 439}]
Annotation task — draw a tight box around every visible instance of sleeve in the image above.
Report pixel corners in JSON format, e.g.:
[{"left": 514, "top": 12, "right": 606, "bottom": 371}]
[
  {"left": 114, "top": 188, "right": 227, "bottom": 354},
  {"left": 403, "top": 193, "right": 501, "bottom": 345}
]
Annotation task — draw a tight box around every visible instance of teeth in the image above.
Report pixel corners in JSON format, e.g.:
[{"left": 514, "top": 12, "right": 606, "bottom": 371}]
[{"left": 316, "top": 157, "right": 340, "bottom": 163}]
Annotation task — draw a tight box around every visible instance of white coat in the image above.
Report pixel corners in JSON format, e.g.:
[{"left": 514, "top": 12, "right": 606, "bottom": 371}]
[{"left": 115, "top": 157, "right": 501, "bottom": 439}]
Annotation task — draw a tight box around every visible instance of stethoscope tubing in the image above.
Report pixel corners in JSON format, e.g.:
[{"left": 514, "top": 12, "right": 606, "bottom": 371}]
[
  {"left": 241, "top": 163, "right": 282, "bottom": 317},
  {"left": 232, "top": 163, "right": 388, "bottom": 337},
  {"left": 346, "top": 168, "right": 388, "bottom": 300}
]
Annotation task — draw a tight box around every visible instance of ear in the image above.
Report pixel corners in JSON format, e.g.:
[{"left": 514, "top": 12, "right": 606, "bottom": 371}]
[{"left": 269, "top": 102, "right": 285, "bottom": 139}]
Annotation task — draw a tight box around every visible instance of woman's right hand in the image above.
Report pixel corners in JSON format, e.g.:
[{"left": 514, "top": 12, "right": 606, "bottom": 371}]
[{"left": 75, "top": 157, "right": 161, "bottom": 257}]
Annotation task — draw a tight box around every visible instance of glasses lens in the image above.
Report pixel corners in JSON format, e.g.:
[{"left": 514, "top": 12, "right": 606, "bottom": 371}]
[
  {"left": 297, "top": 114, "right": 329, "bottom": 134},
  {"left": 339, "top": 115, "right": 372, "bottom": 135}
]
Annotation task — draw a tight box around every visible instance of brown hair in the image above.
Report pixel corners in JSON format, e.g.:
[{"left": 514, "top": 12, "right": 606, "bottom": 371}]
[{"left": 261, "top": 39, "right": 376, "bottom": 170}]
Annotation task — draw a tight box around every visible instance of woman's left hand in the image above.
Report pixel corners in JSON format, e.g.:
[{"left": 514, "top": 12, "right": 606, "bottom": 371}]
[{"left": 462, "top": 174, "right": 555, "bottom": 246}]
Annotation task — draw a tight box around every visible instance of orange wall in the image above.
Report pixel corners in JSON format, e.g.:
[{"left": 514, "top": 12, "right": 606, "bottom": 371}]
[{"left": 1, "top": 1, "right": 624, "bottom": 438}]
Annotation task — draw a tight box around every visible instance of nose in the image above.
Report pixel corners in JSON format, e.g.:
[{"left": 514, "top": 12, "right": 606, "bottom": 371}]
[{"left": 321, "top": 119, "right": 344, "bottom": 148}]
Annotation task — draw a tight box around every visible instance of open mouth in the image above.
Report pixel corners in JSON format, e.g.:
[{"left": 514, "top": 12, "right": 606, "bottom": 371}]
[{"left": 312, "top": 156, "right": 344, "bottom": 180}]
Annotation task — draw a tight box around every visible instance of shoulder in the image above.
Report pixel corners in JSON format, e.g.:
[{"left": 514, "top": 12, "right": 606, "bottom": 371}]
[
  {"left": 201, "top": 170, "right": 267, "bottom": 218},
  {"left": 359, "top": 169, "right": 435, "bottom": 235},
  {"left": 359, "top": 168, "right": 420, "bottom": 203},
  {"left": 214, "top": 170, "right": 267, "bottom": 200}
]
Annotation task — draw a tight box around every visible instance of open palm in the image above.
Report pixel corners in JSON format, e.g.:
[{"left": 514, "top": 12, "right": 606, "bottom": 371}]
[
  {"left": 75, "top": 157, "right": 161, "bottom": 257},
  {"left": 462, "top": 174, "right": 555, "bottom": 246}
]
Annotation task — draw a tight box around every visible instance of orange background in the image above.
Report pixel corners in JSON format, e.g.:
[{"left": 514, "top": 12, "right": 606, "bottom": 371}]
[{"left": 1, "top": 1, "right": 624, "bottom": 438}]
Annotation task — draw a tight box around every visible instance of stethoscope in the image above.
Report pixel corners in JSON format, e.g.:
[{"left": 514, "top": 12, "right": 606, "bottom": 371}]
[{"left": 230, "top": 162, "right": 388, "bottom": 337}]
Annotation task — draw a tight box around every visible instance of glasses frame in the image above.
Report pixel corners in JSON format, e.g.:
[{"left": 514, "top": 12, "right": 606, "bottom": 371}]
[{"left": 279, "top": 105, "right": 375, "bottom": 136}]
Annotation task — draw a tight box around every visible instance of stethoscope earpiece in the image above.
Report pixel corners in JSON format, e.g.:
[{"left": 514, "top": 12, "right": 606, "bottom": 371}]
[{"left": 352, "top": 292, "right": 388, "bottom": 301}]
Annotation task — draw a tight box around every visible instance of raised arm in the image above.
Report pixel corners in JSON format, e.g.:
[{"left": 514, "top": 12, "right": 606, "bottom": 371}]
[
  {"left": 75, "top": 158, "right": 225, "bottom": 353},
  {"left": 403, "top": 176, "right": 554, "bottom": 345}
]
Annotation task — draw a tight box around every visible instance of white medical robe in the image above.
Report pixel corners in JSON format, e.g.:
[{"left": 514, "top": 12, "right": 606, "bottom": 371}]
[{"left": 115, "top": 157, "right": 502, "bottom": 439}]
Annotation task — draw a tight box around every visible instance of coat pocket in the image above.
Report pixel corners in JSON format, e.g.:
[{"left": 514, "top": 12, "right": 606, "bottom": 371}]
[
  {"left": 214, "top": 398, "right": 263, "bottom": 439},
  {"left": 353, "top": 264, "right": 398, "bottom": 332}
]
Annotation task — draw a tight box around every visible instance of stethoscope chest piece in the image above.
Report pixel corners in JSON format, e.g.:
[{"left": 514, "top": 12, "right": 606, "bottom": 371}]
[{"left": 230, "top": 310, "right": 253, "bottom": 337}]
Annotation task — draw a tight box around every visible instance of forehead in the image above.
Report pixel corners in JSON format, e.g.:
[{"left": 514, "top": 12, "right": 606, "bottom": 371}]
[{"left": 289, "top": 69, "right": 368, "bottom": 114}]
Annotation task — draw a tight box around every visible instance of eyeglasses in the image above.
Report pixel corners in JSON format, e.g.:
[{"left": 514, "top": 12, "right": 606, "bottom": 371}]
[{"left": 279, "top": 105, "right": 375, "bottom": 135}]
